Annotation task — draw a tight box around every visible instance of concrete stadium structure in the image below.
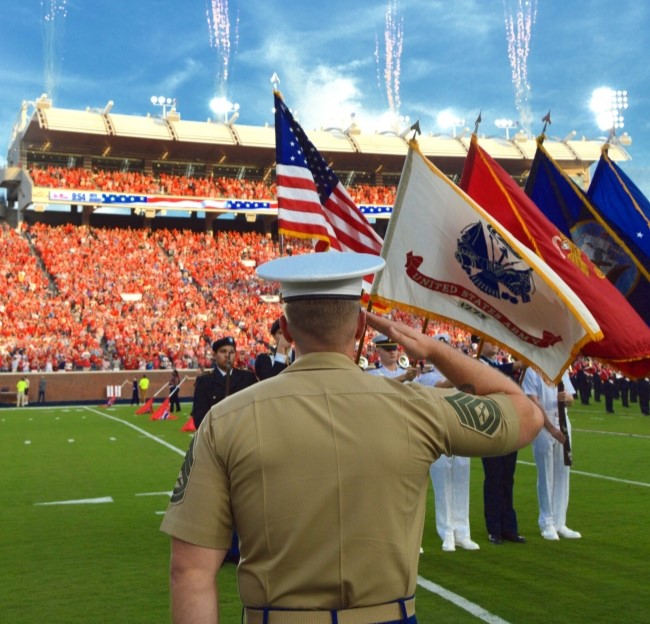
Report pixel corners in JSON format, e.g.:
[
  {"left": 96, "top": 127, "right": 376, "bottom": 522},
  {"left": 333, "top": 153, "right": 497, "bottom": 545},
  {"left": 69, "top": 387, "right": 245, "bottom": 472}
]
[{"left": 0, "top": 93, "right": 632, "bottom": 232}]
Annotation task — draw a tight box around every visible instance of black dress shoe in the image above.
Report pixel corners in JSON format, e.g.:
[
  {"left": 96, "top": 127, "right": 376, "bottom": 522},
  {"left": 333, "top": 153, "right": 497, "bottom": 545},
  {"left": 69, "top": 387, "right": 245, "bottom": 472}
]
[
  {"left": 488, "top": 534, "right": 503, "bottom": 545},
  {"left": 502, "top": 532, "right": 527, "bottom": 543}
]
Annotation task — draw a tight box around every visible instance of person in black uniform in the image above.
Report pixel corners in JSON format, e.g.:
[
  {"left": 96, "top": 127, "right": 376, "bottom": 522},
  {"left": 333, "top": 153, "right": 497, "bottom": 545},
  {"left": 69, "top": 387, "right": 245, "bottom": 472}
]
[
  {"left": 629, "top": 378, "right": 639, "bottom": 404},
  {"left": 619, "top": 375, "right": 630, "bottom": 408},
  {"left": 254, "top": 318, "right": 292, "bottom": 380},
  {"left": 191, "top": 336, "right": 258, "bottom": 429},
  {"left": 479, "top": 340, "right": 527, "bottom": 545},
  {"left": 604, "top": 371, "right": 616, "bottom": 414},
  {"left": 131, "top": 378, "right": 139, "bottom": 405},
  {"left": 575, "top": 365, "right": 591, "bottom": 405},
  {"left": 169, "top": 368, "right": 182, "bottom": 413},
  {"left": 637, "top": 378, "right": 649, "bottom": 415},
  {"left": 592, "top": 365, "right": 603, "bottom": 402},
  {"left": 191, "top": 336, "right": 258, "bottom": 563}
]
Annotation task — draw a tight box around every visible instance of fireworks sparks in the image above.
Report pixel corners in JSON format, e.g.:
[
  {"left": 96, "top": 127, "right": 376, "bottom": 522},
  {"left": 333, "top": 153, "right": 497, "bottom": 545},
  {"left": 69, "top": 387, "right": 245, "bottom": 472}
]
[
  {"left": 375, "top": 0, "right": 403, "bottom": 115},
  {"left": 42, "top": 0, "right": 67, "bottom": 22},
  {"left": 41, "top": 0, "right": 68, "bottom": 99},
  {"left": 503, "top": 0, "right": 537, "bottom": 131},
  {"left": 206, "top": 0, "right": 239, "bottom": 96}
]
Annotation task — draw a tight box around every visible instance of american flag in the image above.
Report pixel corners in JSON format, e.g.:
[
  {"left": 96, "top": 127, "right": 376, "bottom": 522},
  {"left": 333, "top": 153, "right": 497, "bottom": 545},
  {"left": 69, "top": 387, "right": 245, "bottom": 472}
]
[{"left": 274, "top": 92, "right": 383, "bottom": 256}]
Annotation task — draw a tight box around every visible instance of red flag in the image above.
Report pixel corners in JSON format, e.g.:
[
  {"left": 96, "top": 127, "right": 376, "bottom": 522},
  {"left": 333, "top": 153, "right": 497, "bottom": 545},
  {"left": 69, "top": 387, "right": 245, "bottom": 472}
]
[
  {"left": 180, "top": 416, "right": 196, "bottom": 432},
  {"left": 151, "top": 397, "right": 175, "bottom": 421},
  {"left": 135, "top": 397, "right": 154, "bottom": 415},
  {"left": 459, "top": 135, "right": 650, "bottom": 377}
]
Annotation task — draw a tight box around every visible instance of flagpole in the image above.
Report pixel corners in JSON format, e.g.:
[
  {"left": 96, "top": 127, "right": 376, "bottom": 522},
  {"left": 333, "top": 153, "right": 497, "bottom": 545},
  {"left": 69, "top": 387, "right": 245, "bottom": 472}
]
[
  {"left": 168, "top": 376, "right": 188, "bottom": 397},
  {"left": 355, "top": 299, "right": 373, "bottom": 365},
  {"left": 153, "top": 382, "right": 169, "bottom": 398}
]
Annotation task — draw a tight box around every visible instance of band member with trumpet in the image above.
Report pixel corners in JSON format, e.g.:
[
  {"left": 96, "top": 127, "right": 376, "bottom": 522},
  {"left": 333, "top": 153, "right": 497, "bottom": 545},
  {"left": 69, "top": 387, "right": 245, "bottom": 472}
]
[
  {"left": 365, "top": 334, "right": 419, "bottom": 382},
  {"left": 191, "top": 336, "right": 257, "bottom": 430},
  {"left": 255, "top": 318, "right": 293, "bottom": 380}
]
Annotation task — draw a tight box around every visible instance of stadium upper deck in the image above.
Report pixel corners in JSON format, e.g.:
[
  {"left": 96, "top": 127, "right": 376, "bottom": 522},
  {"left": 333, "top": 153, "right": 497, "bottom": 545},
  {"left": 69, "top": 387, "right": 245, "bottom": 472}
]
[{"left": 0, "top": 94, "right": 632, "bottom": 224}]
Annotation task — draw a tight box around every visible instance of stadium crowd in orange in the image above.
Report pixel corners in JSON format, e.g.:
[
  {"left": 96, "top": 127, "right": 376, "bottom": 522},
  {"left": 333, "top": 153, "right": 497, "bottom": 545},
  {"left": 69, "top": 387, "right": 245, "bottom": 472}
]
[
  {"left": 28, "top": 164, "right": 397, "bottom": 206},
  {"left": 0, "top": 221, "right": 464, "bottom": 374}
]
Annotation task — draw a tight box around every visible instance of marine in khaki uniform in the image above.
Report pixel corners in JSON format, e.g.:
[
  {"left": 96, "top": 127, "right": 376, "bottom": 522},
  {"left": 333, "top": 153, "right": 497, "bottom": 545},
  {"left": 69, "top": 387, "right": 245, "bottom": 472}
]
[{"left": 161, "top": 252, "right": 543, "bottom": 624}]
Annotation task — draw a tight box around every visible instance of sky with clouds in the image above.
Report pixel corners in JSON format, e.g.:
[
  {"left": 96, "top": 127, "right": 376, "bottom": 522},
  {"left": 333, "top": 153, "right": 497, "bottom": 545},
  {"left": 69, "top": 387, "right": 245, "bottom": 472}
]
[{"left": 1, "top": 0, "right": 648, "bottom": 194}]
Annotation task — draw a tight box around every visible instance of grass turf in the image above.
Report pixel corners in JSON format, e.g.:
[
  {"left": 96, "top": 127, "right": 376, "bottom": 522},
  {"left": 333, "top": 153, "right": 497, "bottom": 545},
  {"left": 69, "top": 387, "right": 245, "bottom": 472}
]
[{"left": 1, "top": 398, "right": 648, "bottom": 623}]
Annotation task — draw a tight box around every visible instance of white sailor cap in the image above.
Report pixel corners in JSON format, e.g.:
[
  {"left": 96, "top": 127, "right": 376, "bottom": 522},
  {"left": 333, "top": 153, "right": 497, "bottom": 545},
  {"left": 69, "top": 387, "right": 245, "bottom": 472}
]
[
  {"left": 435, "top": 333, "right": 451, "bottom": 343},
  {"left": 256, "top": 251, "right": 385, "bottom": 302}
]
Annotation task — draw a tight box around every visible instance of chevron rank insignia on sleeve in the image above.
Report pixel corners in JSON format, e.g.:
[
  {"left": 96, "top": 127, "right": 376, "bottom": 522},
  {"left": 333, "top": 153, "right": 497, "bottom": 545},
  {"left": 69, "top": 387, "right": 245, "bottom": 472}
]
[{"left": 443, "top": 392, "right": 502, "bottom": 436}]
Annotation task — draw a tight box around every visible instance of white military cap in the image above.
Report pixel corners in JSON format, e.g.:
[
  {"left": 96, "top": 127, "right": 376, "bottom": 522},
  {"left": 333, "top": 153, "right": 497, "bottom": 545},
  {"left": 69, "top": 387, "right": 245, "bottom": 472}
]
[
  {"left": 372, "top": 334, "right": 398, "bottom": 347},
  {"left": 256, "top": 251, "right": 385, "bottom": 302},
  {"left": 435, "top": 333, "right": 451, "bottom": 343}
]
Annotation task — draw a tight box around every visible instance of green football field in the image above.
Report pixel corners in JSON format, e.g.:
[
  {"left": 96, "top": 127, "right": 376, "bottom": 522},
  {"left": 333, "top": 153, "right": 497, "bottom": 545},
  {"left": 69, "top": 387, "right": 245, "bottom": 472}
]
[{"left": 1, "top": 398, "right": 648, "bottom": 623}]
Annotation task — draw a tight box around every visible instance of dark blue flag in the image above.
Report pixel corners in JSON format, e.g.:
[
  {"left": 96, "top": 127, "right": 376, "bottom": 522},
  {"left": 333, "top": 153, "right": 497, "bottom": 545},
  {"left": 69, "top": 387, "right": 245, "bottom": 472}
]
[
  {"left": 588, "top": 148, "right": 650, "bottom": 264},
  {"left": 525, "top": 140, "right": 650, "bottom": 326}
]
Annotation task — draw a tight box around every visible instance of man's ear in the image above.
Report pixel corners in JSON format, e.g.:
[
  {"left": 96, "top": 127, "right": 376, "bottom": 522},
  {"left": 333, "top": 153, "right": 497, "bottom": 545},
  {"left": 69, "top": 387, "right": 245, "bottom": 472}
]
[
  {"left": 355, "top": 308, "right": 367, "bottom": 341},
  {"left": 279, "top": 315, "right": 294, "bottom": 343}
]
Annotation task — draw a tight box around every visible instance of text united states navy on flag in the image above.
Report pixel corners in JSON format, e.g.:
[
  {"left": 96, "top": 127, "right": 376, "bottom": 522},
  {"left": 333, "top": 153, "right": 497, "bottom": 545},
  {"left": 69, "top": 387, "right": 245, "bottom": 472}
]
[{"left": 274, "top": 91, "right": 382, "bottom": 256}]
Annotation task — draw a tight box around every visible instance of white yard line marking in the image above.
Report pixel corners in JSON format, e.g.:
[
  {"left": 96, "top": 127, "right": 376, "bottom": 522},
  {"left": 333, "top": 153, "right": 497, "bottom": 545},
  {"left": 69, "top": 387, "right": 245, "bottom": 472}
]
[
  {"left": 136, "top": 492, "right": 173, "bottom": 497},
  {"left": 417, "top": 577, "right": 512, "bottom": 624},
  {"left": 517, "top": 460, "right": 650, "bottom": 488},
  {"left": 82, "top": 406, "right": 187, "bottom": 456},
  {"left": 573, "top": 428, "right": 650, "bottom": 439},
  {"left": 35, "top": 496, "right": 113, "bottom": 506}
]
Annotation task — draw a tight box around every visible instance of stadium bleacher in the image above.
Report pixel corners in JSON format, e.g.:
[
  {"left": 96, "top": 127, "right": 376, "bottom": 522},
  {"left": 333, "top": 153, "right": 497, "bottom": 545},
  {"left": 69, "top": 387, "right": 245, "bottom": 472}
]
[
  {"left": 0, "top": 216, "right": 465, "bottom": 373},
  {"left": 10, "top": 100, "right": 608, "bottom": 377}
]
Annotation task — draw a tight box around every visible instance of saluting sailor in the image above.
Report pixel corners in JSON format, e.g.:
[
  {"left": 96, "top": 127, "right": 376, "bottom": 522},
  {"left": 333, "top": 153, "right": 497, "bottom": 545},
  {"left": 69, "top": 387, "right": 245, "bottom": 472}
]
[
  {"left": 161, "top": 251, "right": 543, "bottom": 624},
  {"left": 366, "top": 334, "right": 419, "bottom": 383}
]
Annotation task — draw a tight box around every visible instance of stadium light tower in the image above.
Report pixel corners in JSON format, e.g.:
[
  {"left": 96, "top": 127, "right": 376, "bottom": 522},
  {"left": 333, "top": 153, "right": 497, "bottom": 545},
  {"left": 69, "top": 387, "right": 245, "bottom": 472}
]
[
  {"left": 590, "top": 87, "right": 628, "bottom": 133},
  {"left": 151, "top": 96, "right": 175, "bottom": 117},
  {"left": 437, "top": 111, "right": 465, "bottom": 138},
  {"left": 210, "top": 96, "right": 240, "bottom": 124},
  {"left": 495, "top": 118, "right": 518, "bottom": 140}
]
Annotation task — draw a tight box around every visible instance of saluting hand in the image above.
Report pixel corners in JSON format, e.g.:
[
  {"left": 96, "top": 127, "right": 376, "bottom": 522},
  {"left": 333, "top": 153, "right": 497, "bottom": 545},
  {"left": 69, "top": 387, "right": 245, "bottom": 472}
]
[{"left": 366, "top": 312, "right": 437, "bottom": 363}]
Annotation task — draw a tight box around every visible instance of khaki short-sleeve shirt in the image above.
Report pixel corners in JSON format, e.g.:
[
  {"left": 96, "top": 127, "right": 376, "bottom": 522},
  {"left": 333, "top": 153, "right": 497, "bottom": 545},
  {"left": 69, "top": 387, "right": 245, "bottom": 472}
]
[{"left": 161, "top": 352, "right": 520, "bottom": 609}]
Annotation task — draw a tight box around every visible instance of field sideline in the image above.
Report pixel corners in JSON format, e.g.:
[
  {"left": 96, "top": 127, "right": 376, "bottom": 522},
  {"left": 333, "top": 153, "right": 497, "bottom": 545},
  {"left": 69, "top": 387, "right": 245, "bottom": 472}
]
[{"left": 1, "top": 399, "right": 648, "bottom": 623}]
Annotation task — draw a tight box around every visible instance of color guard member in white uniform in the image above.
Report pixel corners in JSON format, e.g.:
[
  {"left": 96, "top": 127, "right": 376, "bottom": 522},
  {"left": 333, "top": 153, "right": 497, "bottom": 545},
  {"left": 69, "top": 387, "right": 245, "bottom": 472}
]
[
  {"left": 418, "top": 336, "right": 479, "bottom": 552},
  {"left": 522, "top": 367, "right": 581, "bottom": 541}
]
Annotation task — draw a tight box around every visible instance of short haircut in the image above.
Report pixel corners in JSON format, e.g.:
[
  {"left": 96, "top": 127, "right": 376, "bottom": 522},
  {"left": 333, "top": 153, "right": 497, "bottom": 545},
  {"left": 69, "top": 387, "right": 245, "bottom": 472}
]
[{"left": 284, "top": 299, "right": 360, "bottom": 350}]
